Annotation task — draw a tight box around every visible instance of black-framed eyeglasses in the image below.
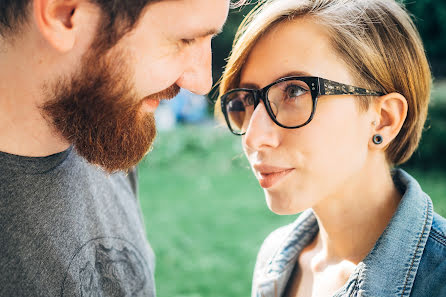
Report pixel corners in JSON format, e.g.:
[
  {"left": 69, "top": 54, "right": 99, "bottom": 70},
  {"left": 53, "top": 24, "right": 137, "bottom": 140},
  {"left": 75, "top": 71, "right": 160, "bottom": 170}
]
[{"left": 220, "top": 76, "right": 386, "bottom": 135}]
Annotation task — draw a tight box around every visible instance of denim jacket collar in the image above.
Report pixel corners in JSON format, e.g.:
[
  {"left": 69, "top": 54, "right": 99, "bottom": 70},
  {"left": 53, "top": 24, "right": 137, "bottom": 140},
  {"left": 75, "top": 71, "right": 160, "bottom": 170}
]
[{"left": 255, "top": 169, "right": 434, "bottom": 297}]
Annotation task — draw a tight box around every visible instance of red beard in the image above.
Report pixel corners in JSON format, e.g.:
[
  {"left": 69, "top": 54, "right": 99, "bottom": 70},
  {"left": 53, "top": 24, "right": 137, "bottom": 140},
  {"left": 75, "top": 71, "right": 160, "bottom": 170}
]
[{"left": 42, "top": 49, "right": 179, "bottom": 172}]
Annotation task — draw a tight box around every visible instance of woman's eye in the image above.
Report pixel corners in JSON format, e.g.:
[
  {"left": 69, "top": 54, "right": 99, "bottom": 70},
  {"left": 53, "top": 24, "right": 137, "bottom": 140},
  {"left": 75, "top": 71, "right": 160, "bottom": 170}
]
[{"left": 285, "top": 85, "right": 307, "bottom": 98}]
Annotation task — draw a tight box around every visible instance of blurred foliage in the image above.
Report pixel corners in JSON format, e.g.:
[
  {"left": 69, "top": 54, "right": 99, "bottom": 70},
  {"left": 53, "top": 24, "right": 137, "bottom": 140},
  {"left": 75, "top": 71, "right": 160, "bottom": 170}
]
[
  {"left": 140, "top": 125, "right": 446, "bottom": 297},
  {"left": 140, "top": 125, "right": 291, "bottom": 297},
  {"left": 211, "top": 0, "right": 446, "bottom": 96},
  {"left": 406, "top": 0, "right": 446, "bottom": 77},
  {"left": 403, "top": 81, "right": 446, "bottom": 171},
  {"left": 210, "top": 2, "right": 258, "bottom": 100}
]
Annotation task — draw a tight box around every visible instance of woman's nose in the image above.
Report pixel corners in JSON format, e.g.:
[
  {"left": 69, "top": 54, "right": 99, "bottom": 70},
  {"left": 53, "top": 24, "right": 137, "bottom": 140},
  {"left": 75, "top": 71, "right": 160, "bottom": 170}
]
[{"left": 243, "top": 101, "right": 280, "bottom": 151}]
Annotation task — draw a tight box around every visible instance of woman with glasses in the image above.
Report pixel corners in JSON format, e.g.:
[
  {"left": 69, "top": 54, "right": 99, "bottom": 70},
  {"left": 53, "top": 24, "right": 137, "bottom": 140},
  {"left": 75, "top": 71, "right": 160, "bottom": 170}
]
[{"left": 216, "top": 0, "right": 446, "bottom": 296}]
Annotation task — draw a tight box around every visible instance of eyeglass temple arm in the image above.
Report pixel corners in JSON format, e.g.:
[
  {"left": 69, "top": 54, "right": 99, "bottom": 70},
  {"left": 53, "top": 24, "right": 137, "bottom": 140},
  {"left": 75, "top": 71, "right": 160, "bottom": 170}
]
[{"left": 319, "top": 78, "right": 385, "bottom": 96}]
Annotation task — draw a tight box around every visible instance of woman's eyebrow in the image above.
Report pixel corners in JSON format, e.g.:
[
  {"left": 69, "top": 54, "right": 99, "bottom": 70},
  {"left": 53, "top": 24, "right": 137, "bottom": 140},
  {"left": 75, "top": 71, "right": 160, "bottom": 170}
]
[
  {"left": 271, "top": 71, "right": 312, "bottom": 82},
  {"left": 239, "top": 71, "right": 312, "bottom": 89},
  {"left": 238, "top": 82, "right": 259, "bottom": 89}
]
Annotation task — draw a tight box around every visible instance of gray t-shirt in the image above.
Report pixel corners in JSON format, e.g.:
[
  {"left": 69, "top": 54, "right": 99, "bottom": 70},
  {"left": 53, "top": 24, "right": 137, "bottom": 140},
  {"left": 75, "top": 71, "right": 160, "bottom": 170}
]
[{"left": 0, "top": 147, "right": 155, "bottom": 297}]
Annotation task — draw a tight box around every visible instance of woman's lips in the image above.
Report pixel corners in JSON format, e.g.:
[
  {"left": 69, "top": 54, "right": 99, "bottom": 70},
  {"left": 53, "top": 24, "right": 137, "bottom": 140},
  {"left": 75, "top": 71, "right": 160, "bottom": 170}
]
[{"left": 254, "top": 165, "right": 294, "bottom": 188}]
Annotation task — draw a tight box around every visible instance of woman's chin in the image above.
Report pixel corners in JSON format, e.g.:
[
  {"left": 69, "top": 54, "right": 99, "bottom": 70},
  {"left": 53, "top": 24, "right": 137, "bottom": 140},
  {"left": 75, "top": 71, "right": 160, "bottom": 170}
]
[{"left": 265, "top": 195, "right": 308, "bottom": 215}]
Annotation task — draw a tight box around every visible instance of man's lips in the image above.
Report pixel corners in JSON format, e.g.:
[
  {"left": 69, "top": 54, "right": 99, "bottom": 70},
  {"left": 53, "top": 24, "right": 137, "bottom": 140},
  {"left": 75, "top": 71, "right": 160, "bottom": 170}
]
[
  {"left": 141, "top": 92, "right": 177, "bottom": 113},
  {"left": 253, "top": 164, "right": 294, "bottom": 189},
  {"left": 142, "top": 98, "right": 161, "bottom": 113},
  {"left": 141, "top": 85, "right": 181, "bottom": 113}
]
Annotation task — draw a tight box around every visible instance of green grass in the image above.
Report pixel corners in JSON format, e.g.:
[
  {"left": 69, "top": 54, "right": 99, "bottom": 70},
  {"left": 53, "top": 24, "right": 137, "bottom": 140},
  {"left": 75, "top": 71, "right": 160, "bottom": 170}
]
[
  {"left": 138, "top": 125, "right": 292, "bottom": 297},
  {"left": 138, "top": 124, "right": 446, "bottom": 297}
]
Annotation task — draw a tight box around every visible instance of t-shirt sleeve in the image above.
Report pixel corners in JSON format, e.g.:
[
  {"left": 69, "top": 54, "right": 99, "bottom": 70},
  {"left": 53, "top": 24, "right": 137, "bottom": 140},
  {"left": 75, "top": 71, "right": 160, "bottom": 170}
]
[{"left": 127, "top": 166, "right": 139, "bottom": 198}]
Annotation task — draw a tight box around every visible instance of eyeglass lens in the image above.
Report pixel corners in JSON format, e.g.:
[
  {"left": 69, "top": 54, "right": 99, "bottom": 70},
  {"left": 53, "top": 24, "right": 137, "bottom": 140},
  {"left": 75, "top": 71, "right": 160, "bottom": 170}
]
[{"left": 225, "top": 79, "right": 313, "bottom": 134}]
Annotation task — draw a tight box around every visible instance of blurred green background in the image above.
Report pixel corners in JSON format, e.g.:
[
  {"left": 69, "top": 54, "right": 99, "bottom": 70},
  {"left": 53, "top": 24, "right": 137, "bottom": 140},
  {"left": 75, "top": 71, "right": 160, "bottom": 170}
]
[{"left": 139, "top": 1, "right": 446, "bottom": 296}]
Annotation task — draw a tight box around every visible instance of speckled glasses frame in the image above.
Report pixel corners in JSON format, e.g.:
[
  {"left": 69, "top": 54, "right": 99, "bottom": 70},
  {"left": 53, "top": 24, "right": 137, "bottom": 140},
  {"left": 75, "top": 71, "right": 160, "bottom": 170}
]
[{"left": 220, "top": 76, "right": 386, "bottom": 136}]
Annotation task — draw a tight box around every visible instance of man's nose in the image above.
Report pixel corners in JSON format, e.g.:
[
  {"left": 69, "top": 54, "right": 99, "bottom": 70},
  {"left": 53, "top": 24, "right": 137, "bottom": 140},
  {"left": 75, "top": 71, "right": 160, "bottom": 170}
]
[{"left": 175, "top": 39, "right": 213, "bottom": 95}]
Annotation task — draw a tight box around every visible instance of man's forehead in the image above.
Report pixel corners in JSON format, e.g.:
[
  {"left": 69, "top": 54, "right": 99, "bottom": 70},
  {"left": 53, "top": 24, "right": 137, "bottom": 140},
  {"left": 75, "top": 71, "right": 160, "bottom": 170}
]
[
  {"left": 154, "top": 0, "right": 229, "bottom": 36},
  {"left": 147, "top": 0, "right": 230, "bottom": 23}
]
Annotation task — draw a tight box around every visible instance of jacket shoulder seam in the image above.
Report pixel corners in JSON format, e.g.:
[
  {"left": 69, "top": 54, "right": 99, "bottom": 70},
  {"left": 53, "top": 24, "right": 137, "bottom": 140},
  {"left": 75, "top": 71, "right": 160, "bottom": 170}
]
[
  {"left": 400, "top": 197, "right": 430, "bottom": 297},
  {"left": 430, "top": 227, "right": 446, "bottom": 247}
]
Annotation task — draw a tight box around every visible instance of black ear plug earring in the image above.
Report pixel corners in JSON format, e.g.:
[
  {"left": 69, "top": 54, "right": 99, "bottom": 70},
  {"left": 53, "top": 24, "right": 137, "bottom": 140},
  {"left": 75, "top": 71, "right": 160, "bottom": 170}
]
[{"left": 373, "top": 134, "right": 383, "bottom": 145}]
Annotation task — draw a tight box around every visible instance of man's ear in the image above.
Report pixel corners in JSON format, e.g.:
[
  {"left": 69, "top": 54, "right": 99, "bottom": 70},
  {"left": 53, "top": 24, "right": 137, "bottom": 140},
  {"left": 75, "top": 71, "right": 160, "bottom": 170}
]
[
  {"left": 33, "top": 0, "right": 98, "bottom": 52},
  {"left": 369, "top": 92, "right": 408, "bottom": 149}
]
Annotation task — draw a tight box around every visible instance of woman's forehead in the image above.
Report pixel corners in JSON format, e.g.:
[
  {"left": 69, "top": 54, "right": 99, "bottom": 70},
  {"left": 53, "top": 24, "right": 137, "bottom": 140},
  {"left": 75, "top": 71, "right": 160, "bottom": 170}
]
[{"left": 239, "top": 18, "right": 353, "bottom": 88}]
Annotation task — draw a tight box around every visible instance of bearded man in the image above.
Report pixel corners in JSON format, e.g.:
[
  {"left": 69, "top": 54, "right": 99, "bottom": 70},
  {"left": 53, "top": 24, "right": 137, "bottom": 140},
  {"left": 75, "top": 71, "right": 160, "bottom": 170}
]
[{"left": 0, "top": 0, "right": 234, "bottom": 296}]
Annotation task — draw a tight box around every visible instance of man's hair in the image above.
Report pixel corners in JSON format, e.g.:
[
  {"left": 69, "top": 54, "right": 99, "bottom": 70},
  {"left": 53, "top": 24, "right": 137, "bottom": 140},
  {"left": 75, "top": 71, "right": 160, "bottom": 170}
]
[
  {"left": 217, "top": 0, "right": 431, "bottom": 166},
  {"left": 0, "top": 0, "right": 31, "bottom": 36},
  {"left": 1, "top": 0, "right": 247, "bottom": 48},
  {"left": 0, "top": 0, "right": 158, "bottom": 47}
]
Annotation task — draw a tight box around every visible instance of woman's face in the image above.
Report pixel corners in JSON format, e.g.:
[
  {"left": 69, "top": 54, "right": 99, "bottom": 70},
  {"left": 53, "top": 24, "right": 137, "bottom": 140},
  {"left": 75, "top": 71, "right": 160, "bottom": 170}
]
[{"left": 240, "top": 18, "right": 375, "bottom": 214}]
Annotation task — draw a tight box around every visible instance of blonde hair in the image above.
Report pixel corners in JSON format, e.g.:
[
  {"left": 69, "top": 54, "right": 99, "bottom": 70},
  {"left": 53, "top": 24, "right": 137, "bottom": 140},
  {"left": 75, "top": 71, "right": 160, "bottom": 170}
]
[{"left": 216, "top": 0, "right": 432, "bottom": 165}]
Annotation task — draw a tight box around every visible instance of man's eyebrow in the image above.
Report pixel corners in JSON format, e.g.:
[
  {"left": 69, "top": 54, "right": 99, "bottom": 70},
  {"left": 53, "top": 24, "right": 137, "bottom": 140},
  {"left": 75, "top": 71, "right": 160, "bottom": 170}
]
[{"left": 195, "top": 27, "right": 223, "bottom": 38}]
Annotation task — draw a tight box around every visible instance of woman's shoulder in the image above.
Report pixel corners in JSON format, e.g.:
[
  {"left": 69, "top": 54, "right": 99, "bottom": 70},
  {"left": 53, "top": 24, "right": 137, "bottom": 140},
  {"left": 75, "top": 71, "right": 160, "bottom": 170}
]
[
  {"left": 254, "top": 223, "right": 296, "bottom": 272},
  {"left": 410, "top": 212, "right": 446, "bottom": 295},
  {"left": 253, "top": 210, "right": 318, "bottom": 277},
  {"left": 428, "top": 212, "right": 446, "bottom": 249},
  {"left": 423, "top": 212, "right": 446, "bottom": 266}
]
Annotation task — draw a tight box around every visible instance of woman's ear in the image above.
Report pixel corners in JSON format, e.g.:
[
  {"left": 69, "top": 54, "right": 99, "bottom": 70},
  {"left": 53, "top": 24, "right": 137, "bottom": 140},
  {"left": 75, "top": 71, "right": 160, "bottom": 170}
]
[
  {"left": 369, "top": 92, "right": 408, "bottom": 149},
  {"left": 33, "top": 0, "right": 98, "bottom": 53}
]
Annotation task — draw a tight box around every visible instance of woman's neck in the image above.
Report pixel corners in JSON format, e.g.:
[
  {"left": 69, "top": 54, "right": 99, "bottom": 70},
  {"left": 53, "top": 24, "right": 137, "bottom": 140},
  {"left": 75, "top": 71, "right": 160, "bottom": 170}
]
[{"left": 311, "top": 160, "right": 402, "bottom": 266}]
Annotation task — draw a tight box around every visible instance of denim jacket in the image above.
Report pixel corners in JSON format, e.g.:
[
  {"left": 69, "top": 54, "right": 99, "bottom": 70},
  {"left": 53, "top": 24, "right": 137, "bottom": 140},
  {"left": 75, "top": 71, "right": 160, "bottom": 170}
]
[{"left": 252, "top": 169, "right": 446, "bottom": 297}]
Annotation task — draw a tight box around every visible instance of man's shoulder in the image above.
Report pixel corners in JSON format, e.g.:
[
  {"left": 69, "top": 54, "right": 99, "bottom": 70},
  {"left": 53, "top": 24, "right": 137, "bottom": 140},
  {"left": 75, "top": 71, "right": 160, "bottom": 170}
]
[
  {"left": 126, "top": 166, "right": 139, "bottom": 197},
  {"left": 0, "top": 162, "right": 151, "bottom": 297}
]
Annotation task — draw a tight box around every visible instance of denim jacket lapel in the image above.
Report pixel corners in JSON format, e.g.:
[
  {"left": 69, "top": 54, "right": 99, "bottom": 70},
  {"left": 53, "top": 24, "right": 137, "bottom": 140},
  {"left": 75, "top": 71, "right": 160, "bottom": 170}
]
[
  {"left": 354, "top": 169, "right": 433, "bottom": 297},
  {"left": 255, "top": 210, "right": 319, "bottom": 297},
  {"left": 254, "top": 169, "right": 433, "bottom": 297}
]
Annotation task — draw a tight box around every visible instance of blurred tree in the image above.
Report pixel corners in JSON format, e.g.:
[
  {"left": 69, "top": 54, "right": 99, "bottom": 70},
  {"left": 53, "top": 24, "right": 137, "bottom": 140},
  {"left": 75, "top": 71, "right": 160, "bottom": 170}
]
[
  {"left": 211, "top": 2, "right": 258, "bottom": 100},
  {"left": 211, "top": 0, "right": 446, "bottom": 92},
  {"left": 406, "top": 0, "right": 446, "bottom": 78}
]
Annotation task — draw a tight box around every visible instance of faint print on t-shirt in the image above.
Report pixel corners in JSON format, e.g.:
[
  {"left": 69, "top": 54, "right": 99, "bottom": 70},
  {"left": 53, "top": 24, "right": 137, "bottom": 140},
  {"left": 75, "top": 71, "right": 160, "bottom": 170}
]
[{"left": 60, "top": 237, "right": 153, "bottom": 297}]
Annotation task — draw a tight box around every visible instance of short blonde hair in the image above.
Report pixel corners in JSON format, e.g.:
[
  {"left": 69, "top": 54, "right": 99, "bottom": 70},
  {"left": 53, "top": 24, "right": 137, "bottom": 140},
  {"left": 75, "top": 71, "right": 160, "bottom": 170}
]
[{"left": 216, "top": 0, "right": 432, "bottom": 165}]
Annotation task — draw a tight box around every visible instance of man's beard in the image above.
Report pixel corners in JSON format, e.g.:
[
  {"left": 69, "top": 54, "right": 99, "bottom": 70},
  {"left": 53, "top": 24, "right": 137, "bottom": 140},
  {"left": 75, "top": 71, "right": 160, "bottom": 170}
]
[{"left": 41, "top": 49, "right": 180, "bottom": 173}]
